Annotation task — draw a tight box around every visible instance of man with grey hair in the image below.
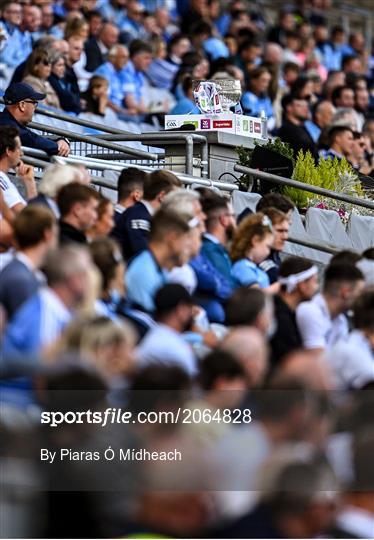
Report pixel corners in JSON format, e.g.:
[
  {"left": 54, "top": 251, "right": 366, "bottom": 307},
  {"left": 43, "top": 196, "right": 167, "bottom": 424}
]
[
  {"left": 94, "top": 44, "right": 131, "bottom": 116},
  {"left": 2, "top": 245, "right": 94, "bottom": 358}
]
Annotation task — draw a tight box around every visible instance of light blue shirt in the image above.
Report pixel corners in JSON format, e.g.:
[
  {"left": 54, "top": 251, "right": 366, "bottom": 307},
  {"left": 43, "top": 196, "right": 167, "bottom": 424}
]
[
  {"left": 2, "top": 287, "right": 72, "bottom": 358},
  {"left": 125, "top": 249, "right": 167, "bottom": 312},
  {"left": 94, "top": 61, "right": 127, "bottom": 107},
  {"left": 170, "top": 97, "right": 200, "bottom": 115},
  {"left": 203, "top": 37, "right": 229, "bottom": 60},
  {"left": 97, "top": 1, "right": 129, "bottom": 29},
  {"left": 122, "top": 60, "right": 145, "bottom": 104},
  {"left": 241, "top": 91, "right": 273, "bottom": 120},
  {"left": 231, "top": 258, "right": 270, "bottom": 288},
  {"left": 136, "top": 323, "right": 197, "bottom": 376},
  {"left": 0, "top": 24, "right": 32, "bottom": 68}
]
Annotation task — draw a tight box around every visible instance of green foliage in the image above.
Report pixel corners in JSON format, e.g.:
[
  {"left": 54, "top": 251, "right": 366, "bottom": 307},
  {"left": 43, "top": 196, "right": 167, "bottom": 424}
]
[
  {"left": 236, "top": 138, "right": 295, "bottom": 191},
  {"left": 287, "top": 150, "right": 363, "bottom": 210}
]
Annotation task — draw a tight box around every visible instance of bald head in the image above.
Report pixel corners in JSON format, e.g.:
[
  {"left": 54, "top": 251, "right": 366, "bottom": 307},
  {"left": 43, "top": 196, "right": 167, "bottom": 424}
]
[
  {"left": 263, "top": 42, "right": 283, "bottom": 64},
  {"left": 99, "top": 22, "right": 119, "bottom": 49},
  {"left": 220, "top": 327, "right": 268, "bottom": 387},
  {"left": 314, "top": 100, "right": 336, "bottom": 129}
]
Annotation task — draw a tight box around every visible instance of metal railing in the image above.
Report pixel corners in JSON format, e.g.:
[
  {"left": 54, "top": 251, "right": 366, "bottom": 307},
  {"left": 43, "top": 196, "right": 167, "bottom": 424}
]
[
  {"left": 234, "top": 165, "right": 374, "bottom": 211},
  {"left": 21, "top": 150, "right": 238, "bottom": 192},
  {"left": 28, "top": 121, "right": 159, "bottom": 162},
  {"left": 92, "top": 132, "right": 209, "bottom": 177}
]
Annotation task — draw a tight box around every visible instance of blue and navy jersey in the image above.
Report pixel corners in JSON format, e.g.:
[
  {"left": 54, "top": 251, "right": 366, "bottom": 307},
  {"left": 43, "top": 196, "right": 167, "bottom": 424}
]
[{"left": 111, "top": 201, "right": 151, "bottom": 261}]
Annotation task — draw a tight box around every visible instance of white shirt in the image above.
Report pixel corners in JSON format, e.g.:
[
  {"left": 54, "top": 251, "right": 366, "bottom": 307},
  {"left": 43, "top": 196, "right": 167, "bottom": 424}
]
[
  {"left": 39, "top": 287, "right": 71, "bottom": 348},
  {"left": 136, "top": 323, "right": 197, "bottom": 376},
  {"left": 296, "top": 293, "right": 349, "bottom": 349},
  {"left": 0, "top": 170, "right": 25, "bottom": 209},
  {"left": 336, "top": 506, "right": 374, "bottom": 539},
  {"left": 168, "top": 264, "right": 197, "bottom": 294},
  {"left": 328, "top": 330, "right": 374, "bottom": 389}
]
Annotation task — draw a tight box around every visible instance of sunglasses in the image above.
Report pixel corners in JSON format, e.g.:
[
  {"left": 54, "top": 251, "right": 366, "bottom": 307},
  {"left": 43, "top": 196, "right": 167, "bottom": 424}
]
[
  {"left": 23, "top": 100, "right": 39, "bottom": 107},
  {"left": 37, "top": 59, "right": 51, "bottom": 66}
]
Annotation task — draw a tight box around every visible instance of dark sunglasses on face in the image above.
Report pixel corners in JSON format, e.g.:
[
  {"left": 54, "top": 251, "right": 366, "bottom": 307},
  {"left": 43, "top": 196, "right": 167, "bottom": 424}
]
[{"left": 37, "top": 59, "right": 51, "bottom": 66}]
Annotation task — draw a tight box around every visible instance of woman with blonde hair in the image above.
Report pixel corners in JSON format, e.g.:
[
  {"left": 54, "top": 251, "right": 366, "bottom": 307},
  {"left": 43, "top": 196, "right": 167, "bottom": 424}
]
[
  {"left": 57, "top": 315, "right": 136, "bottom": 380},
  {"left": 29, "top": 163, "right": 89, "bottom": 217},
  {"left": 22, "top": 49, "right": 61, "bottom": 109},
  {"left": 231, "top": 212, "right": 275, "bottom": 290}
]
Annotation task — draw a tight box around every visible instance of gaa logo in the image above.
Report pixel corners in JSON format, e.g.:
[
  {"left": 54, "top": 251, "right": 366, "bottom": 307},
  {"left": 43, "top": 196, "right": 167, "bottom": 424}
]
[{"left": 166, "top": 121, "right": 178, "bottom": 128}]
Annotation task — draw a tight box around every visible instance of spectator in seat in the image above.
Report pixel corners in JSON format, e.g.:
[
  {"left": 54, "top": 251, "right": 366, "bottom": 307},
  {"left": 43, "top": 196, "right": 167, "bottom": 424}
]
[
  {"left": 241, "top": 66, "right": 274, "bottom": 130},
  {"left": 121, "top": 39, "right": 153, "bottom": 120},
  {"left": 260, "top": 207, "right": 290, "bottom": 284},
  {"left": 328, "top": 289, "right": 374, "bottom": 390},
  {"left": 94, "top": 45, "right": 132, "bottom": 117},
  {"left": 201, "top": 194, "right": 236, "bottom": 287},
  {"left": 136, "top": 283, "right": 197, "bottom": 377},
  {"left": 296, "top": 262, "right": 364, "bottom": 352},
  {"left": 119, "top": 0, "right": 146, "bottom": 44},
  {"left": 112, "top": 169, "right": 180, "bottom": 261},
  {"left": 22, "top": 48, "right": 61, "bottom": 109},
  {"left": 322, "top": 124, "right": 355, "bottom": 161},
  {"left": 125, "top": 209, "right": 190, "bottom": 312},
  {"left": 84, "top": 21, "right": 119, "bottom": 73},
  {"left": 277, "top": 93, "right": 318, "bottom": 161},
  {"left": 0, "top": 1, "right": 32, "bottom": 72},
  {"left": 60, "top": 35, "right": 84, "bottom": 114},
  {"left": 170, "top": 75, "right": 200, "bottom": 115},
  {"left": 2, "top": 245, "right": 94, "bottom": 358},
  {"left": 48, "top": 50, "right": 79, "bottom": 114},
  {"left": 0, "top": 83, "right": 70, "bottom": 156},
  {"left": 231, "top": 213, "right": 276, "bottom": 292},
  {"left": 86, "top": 195, "right": 115, "bottom": 240},
  {"left": 0, "top": 205, "right": 57, "bottom": 320},
  {"left": 57, "top": 182, "right": 100, "bottom": 244},
  {"left": 81, "top": 75, "right": 111, "bottom": 116},
  {"left": 29, "top": 163, "right": 88, "bottom": 218},
  {"left": 114, "top": 167, "right": 147, "bottom": 221},
  {"left": 0, "top": 124, "right": 37, "bottom": 216},
  {"left": 220, "top": 327, "right": 269, "bottom": 388},
  {"left": 270, "top": 257, "right": 319, "bottom": 367},
  {"left": 306, "top": 100, "right": 336, "bottom": 143},
  {"left": 331, "top": 85, "right": 355, "bottom": 109},
  {"left": 225, "top": 288, "right": 275, "bottom": 338}
]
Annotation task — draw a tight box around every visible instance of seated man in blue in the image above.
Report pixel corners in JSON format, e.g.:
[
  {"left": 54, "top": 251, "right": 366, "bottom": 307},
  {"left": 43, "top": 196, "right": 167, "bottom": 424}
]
[
  {"left": 121, "top": 40, "right": 153, "bottom": 121},
  {"left": 241, "top": 66, "right": 275, "bottom": 131},
  {"left": 170, "top": 75, "right": 200, "bottom": 115},
  {"left": 94, "top": 44, "right": 131, "bottom": 118},
  {"left": 201, "top": 195, "right": 236, "bottom": 284},
  {"left": 2, "top": 245, "right": 91, "bottom": 358},
  {"left": 230, "top": 213, "right": 274, "bottom": 290},
  {"left": 0, "top": 83, "right": 70, "bottom": 156},
  {"left": 125, "top": 209, "right": 191, "bottom": 313},
  {"left": 112, "top": 170, "right": 179, "bottom": 261}
]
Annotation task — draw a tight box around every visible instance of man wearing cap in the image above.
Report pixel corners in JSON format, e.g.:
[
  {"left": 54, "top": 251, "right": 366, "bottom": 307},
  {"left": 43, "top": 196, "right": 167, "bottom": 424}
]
[
  {"left": 270, "top": 257, "right": 319, "bottom": 367},
  {"left": 0, "top": 83, "right": 70, "bottom": 156}
]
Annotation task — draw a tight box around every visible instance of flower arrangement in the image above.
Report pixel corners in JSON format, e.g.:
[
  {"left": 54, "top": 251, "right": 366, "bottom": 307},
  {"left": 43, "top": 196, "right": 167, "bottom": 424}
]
[{"left": 283, "top": 150, "right": 369, "bottom": 222}]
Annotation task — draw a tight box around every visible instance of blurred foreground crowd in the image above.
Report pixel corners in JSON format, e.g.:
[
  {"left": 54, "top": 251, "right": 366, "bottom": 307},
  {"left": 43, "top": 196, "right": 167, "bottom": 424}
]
[{"left": 1, "top": 124, "right": 374, "bottom": 536}]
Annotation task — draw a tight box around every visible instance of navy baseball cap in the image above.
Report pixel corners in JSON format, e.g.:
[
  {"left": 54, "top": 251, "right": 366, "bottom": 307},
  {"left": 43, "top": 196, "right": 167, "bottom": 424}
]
[{"left": 3, "top": 83, "right": 46, "bottom": 105}]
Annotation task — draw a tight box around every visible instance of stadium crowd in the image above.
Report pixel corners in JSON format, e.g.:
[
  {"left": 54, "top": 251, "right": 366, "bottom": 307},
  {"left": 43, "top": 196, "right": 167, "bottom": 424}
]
[
  {"left": 0, "top": 0, "right": 374, "bottom": 537},
  {"left": 0, "top": 140, "right": 374, "bottom": 536},
  {"left": 0, "top": 0, "right": 373, "bottom": 172}
]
